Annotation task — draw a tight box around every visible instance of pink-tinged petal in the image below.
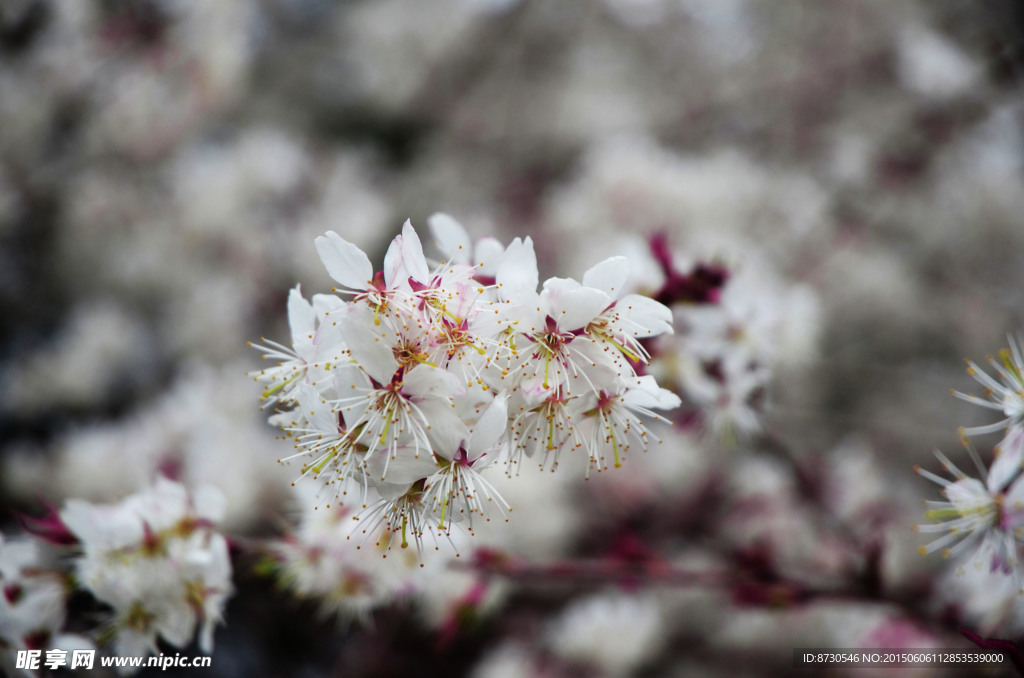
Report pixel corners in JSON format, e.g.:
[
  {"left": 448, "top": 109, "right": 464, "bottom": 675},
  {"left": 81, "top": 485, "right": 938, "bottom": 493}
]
[
  {"left": 338, "top": 319, "right": 397, "bottom": 385},
  {"left": 582, "top": 256, "right": 629, "bottom": 299},
  {"left": 14, "top": 502, "right": 79, "bottom": 546},
  {"left": 619, "top": 294, "right": 674, "bottom": 337},
  {"left": 497, "top": 237, "right": 538, "bottom": 297},
  {"left": 400, "top": 219, "right": 431, "bottom": 284},
  {"left": 287, "top": 285, "right": 315, "bottom": 343},
  {"left": 989, "top": 425, "right": 1024, "bottom": 494},
  {"left": 519, "top": 376, "right": 557, "bottom": 408},
  {"left": 468, "top": 392, "right": 508, "bottom": 459},
  {"left": 428, "top": 213, "right": 471, "bottom": 265},
  {"left": 315, "top": 231, "right": 373, "bottom": 290},
  {"left": 556, "top": 286, "right": 613, "bottom": 331}
]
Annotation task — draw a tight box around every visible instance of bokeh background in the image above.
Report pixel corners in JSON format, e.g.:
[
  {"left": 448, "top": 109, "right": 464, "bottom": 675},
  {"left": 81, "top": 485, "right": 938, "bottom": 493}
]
[{"left": 2, "top": 0, "right": 1024, "bottom": 676}]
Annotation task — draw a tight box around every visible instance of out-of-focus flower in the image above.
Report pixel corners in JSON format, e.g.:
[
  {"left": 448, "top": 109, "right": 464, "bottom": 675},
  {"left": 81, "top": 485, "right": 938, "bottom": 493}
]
[
  {"left": 646, "top": 236, "right": 819, "bottom": 443},
  {"left": 0, "top": 534, "right": 93, "bottom": 670},
  {"left": 268, "top": 482, "right": 422, "bottom": 622},
  {"left": 546, "top": 591, "right": 665, "bottom": 677},
  {"left": 60, "top": 479, "right": 233, "bottom": 668}
]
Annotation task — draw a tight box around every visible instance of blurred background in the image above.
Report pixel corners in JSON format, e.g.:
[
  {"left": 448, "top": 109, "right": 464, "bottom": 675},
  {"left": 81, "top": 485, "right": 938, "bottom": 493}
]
[{"left": 2, "top": 0, "right": 1024, "bottom": 676}]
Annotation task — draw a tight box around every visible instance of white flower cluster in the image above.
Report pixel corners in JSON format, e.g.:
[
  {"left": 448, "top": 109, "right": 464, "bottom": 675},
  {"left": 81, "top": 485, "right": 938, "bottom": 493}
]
[
  {"left": 916, "top": 335, "right": 1024, "bottom": 587},
  {"left": 60, "top": 479, "right": 233, "bottom": 660},
  {"left": 643, "top": 237, "right": 820, "bottom": 443},
  {"left": 252, "top": 215, "right": 680, "bottom": 549},
  {"left": 0, "top": 535, "right": 92, "bottom": 668},
  {"left": 268, "top": 483, "right": 424, "bottom": 622}
]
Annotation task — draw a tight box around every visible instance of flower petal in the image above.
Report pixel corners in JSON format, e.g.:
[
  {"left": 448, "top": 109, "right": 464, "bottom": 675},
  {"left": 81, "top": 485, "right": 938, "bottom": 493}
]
[
  {"left": 620, "top": 294, "right": 674, "bottom": 337},
  {"left": 287, "top": 285, "right": 315, "bottom": 343},
  {"left": 338, "top": 318, "right": 397, "bottom": 385},
  {"left": 384, "top": 220, "right": 430, "bottom": 288},
  {"left": 428, "top": 212, "right": 471, "bottom": 265},
  {"left": 989, "top": 425, "right": 1024, "bottom": 493},
  {"left": 469, "top": 391, "right": 509, "bottom": 459},
  {"left": 421, "top": 399, "right": 470, "bottom": 459},
  {"left": 400, "top": 219, "right": 431, "bottom": 284},
  {"left": 554, "top": 286, "right": 613, "bottom": 331},
  {"left": 623, "top": 376, "right": 682, "bottom": 411},
  {"left": 315, "top": 231, "right": 373, "bottom": 291},
  {"left": 582, "top": 256, "right": 629, "bottom": 299},
  {"left": 475, "top": 237, "right": 505, "bottom": 276},
  {"left": 497, "top": 236, "right": 538, "bottom": 298},
  {"left": 402, "top": 364, "right": 466, "bottom": 400},
  {"left": 296, "top": 383, "right": 338, "bottom": 436}
]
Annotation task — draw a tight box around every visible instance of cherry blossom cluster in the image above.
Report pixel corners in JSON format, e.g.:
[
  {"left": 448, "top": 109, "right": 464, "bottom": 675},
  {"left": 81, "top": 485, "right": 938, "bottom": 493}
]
[
  {"left": 251, "top": 215, "right": 680, "bottom": 550},
  {"left": 3, "top": 479, "right": 232, "bottom": 675},
  {"left": 0, "top": 534, "right": 92, "bottom": 670},
  {"left": 60, "top": 479, "right": 233, "bottom": 658},
  {"left": 265, "top": 482, "right": 426, "bottom": 621},
  {"left": 641, "top": 235, "right": 768, "bottom": 442},
  {"left": 916, "top": 335, "right": 1024, "bottom": 587}
]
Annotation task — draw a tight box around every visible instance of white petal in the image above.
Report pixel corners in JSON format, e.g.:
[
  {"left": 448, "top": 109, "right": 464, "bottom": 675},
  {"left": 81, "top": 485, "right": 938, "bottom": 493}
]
[
  {"left": 384, "top": 220, "right": 430, "bottom": 288},
  {"left": 989, "top": 425, "right": 1024, "bottom": 493},
  {"left": 469, "top": 392, "right": 509, "bottom": 458},
  {"left": 192, "top": 485, "right": 227, "bottom": 524},
  {"left": 428, "top": 212, "right": 471, "bottom": 264},
  {"left": 620, "top": 294, "right": 674, "bottom": 337},
  {"left": 541, "top": 276, "right": 582, "bottom": 296},
  {"left": 311, "top": 293, "right": 347, "bottom": 320},
  {"left": 1002, "top": 474, "right": 1024, "bottom": 530},
  {"left": 198, "top": 619, "right": 216, "bottom": 654},
  {"left": 400, "top": 220, "right": 430, "bottom": 284},
  {"left": 51, "top": 633, "right": 95, "bottom": 653},
  {"left": 114, "top": 628, "right": 157, "bottom": 661},
  {"left": 383, "top": 235, "right": 404, "bottom": 289},
  {"left": 421, "top": 400, "right": 470, "bottom": 459},
  {"left": 497, "top": 237, "right": 538, "bottom": 297},
  {"left": 334, "top": 364, "right": 371, "bottom": 425},
  {"left": 154, "top": 599, "right": 195, "bottom": 648},
  {"left": 623, "top": 377, "right": 682, "bottom": 411},
  {"left": 475, "top": 237, "right": 505, "bottom": 276},
  {"left": 402, "top": 365, "right": 465, "bottom": 399},
  {"left": 287, "top": 285, "right": 315, "bottom": 343},
  {"left": 338, "top": 319, "right": 397, "bottom": 385},
  {"left": 582, "top": 256, "right": 629, "bottom": 299},
  {"left": 296, "top": 383, "right": 338, "bottom": 435},
  {"left": 366, "top": 448, "right": 439, "bottom": 484},
  {"left": 555, "top": 286, "right": 613, "bottom": 331},
  {"left": 315, "top": 231, "right": 373, "bottom": 291}
]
